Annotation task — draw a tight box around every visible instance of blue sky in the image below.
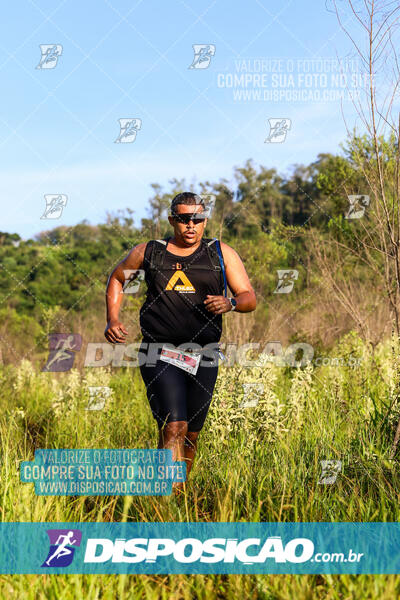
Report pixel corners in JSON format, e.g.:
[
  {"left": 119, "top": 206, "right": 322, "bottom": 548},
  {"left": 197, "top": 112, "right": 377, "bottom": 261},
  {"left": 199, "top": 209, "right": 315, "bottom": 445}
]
[{"left": 0, "top": 0, "right": 381, "bottom": 238}]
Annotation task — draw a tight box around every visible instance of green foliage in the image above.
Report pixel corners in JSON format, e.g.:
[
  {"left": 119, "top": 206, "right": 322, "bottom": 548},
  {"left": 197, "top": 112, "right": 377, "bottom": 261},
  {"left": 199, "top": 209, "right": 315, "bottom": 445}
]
[
  {"left": 2, "top": 135, "right": 400, "bottom": 597},
  {"left": 0, "top": 135, "right": 395, "bottom": 359},
  {"left": 0, "top": 308, "right": 44, "bottom": 363},
  {"left": 1, "top": 338, "right": 400, "bottom": 597},
  {"left": 233, "top": 232, "right": 288, "bottom": 299},
  {"left": 0, "top": 231, "right": 21, "bottom": 246}
]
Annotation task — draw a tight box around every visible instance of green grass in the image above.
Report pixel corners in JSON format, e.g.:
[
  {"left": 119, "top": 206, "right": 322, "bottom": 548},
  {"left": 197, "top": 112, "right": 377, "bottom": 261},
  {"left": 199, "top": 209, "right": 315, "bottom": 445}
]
[{"left": 2, "top": 332, "right": 400, "bottom": 598}]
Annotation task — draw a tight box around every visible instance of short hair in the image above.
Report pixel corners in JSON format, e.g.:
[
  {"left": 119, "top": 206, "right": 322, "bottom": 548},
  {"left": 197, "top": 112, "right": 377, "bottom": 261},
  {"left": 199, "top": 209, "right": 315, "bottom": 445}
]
[{"left": 170, "top": 192, "right": 205, "bottom": 215}]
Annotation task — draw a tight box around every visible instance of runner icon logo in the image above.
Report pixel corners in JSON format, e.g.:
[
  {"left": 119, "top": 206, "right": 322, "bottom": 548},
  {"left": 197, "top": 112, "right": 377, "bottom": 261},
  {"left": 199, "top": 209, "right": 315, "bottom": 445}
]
[
  {"left": 41, "top": 529, "right": 82, "bottom": 568},
  {"left": 42, "top": 333, "right": 82, "bottom": 372}
]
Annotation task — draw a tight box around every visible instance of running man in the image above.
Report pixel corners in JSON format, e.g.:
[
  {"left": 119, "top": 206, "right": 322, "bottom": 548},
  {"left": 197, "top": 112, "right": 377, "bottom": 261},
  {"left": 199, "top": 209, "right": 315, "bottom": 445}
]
[
  {"left": 105, "top": 192, "right": 256, "bottom": 489},
  {"left": 45, "top": 531, "right": 77, "bottom": 566},
  {"left": 42, "top": 334, "right": 77, "bottom": 371}
]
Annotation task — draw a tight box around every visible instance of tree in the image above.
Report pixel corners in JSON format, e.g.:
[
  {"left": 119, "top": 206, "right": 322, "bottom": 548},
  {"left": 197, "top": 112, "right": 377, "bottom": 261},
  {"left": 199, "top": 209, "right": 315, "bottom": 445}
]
[{"left": 330, "top": 0, "right": 400, "bottom": 455}]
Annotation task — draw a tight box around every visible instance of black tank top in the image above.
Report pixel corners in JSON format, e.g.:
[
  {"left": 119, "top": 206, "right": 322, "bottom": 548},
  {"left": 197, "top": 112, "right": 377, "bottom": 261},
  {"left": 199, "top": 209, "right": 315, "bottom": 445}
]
[{"left": 139, "top": 237, "right": 224, "bottom": 345}]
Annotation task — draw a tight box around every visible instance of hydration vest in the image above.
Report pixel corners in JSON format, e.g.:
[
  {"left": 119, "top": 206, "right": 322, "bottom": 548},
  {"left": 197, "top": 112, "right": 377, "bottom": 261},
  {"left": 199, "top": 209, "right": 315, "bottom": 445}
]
[
  {"left": 139, "top": 236, "right": 227, "bottom": 345},
  {"left": 147, "top": 236, "right": 227, "bottom": 297}
]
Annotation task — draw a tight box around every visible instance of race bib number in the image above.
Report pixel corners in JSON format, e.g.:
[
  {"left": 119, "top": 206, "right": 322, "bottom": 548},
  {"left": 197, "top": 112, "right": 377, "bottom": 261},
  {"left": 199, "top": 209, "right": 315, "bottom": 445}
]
[{"left": 159, "top": 345, "right": 201, "bottom": 375}]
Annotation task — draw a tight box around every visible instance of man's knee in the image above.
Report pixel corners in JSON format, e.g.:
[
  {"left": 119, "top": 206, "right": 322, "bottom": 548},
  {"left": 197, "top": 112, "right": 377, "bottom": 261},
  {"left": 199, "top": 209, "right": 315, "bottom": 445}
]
[{"left": 161, "top": 420, "right": 188, "bottom": 440}]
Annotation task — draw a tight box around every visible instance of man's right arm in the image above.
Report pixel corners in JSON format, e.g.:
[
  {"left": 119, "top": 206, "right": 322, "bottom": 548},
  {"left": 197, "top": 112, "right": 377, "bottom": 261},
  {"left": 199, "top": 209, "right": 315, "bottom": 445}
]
[{"left": 104, "top": 242, "right": 147, "bottom": 344}]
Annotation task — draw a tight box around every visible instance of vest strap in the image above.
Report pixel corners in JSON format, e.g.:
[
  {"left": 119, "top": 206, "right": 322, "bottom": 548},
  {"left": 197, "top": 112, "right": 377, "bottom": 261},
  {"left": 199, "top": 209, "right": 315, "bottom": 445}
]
[{"left": 148, "top": 237, "right": 225, "bottom": 292}]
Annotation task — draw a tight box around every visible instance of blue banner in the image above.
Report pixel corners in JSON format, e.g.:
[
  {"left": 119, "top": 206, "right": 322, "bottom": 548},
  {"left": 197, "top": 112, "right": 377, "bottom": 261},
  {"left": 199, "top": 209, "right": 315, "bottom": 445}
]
[{"left": 0, "top": 522, "right": 399, "bottom": 574}]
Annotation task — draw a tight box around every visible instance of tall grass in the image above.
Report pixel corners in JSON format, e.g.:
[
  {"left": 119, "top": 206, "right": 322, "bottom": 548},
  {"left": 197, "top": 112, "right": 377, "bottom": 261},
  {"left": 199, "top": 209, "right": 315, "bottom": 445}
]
[{"left": 2, "top": 332, "right": 400, "bottom": 598}]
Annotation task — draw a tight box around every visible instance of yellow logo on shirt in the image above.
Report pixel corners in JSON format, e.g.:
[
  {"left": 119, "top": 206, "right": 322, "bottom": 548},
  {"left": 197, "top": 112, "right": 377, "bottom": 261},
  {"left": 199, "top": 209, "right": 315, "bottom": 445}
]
[{"left": 165, "top": 270, "right": 196, "bottom": 293}]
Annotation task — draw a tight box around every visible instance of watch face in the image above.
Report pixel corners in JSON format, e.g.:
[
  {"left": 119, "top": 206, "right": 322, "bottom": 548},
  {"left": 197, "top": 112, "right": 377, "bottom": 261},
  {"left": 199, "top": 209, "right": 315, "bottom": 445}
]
[{"left": 230, "top": 298, "right": 237, "bottom": 309}]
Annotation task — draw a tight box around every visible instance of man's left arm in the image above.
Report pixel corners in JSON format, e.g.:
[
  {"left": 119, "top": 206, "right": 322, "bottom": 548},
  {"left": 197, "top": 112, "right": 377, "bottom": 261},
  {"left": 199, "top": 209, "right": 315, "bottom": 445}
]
[{"left": 204, "top": 242, "right": 257, "bottom": 314}]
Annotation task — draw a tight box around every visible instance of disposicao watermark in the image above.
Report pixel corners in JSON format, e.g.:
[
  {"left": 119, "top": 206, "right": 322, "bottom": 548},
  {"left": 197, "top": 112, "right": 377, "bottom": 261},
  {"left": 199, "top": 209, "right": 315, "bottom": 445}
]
[
  {"left": 114, "top": 119, "right": 142, "bottom": 143},
  {"left": 188, "top": 44, "right": 216, "bottom": 69},
  {"left": 36, "top": 44, "right": 63, "bottom": 69},
  {"left": 217, "top": 57, "right": 370, "bottom": 102},
  {"left": 345, "top": 195, "right": 370, "bottom": 219},
  {"left": 41, "top": 194, "right": 67, "bottom": 219},
  {"left": 21, "top": 449, "right": 186, "bottom": 496}
]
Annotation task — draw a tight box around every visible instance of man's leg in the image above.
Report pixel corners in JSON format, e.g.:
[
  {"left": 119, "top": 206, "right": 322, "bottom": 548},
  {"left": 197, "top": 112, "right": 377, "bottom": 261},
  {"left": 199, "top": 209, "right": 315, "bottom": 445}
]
[
  {"left": 158, "top": 421, "right": 188, "bottom": 492},
  {"left": 139, "top": 346, "right": 188, "bottom": 463},
  {"left": 183, "top": 431, "right": 200, "bottom": 478},
  {"left": 183, "top": 358, "right": 219, "bottom": 480},
  {"left": 158, "top": 425, "right": 200, "bottom": 489},
  {"left": 158, "top": 420, "right": 188, "bottom": 461}
]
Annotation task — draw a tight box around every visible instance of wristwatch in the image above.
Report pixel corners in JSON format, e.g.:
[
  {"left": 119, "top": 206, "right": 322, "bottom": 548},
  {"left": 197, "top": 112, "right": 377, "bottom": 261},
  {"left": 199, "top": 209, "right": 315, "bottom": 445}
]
[{"left": 228, "top": 297, "right": 237, "bottom": 311}]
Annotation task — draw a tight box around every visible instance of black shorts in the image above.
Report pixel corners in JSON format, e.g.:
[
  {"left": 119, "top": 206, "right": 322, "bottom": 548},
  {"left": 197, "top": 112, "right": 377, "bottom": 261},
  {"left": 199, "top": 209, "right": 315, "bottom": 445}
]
[{"left": 138, "top": 340, "right": 220, "bottom": 432}]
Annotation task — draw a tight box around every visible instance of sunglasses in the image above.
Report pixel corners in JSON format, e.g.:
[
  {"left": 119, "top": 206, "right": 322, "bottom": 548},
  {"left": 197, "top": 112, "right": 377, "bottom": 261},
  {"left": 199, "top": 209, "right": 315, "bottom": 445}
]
[{"left": 172, "top": 213, "right": 207, "bottom": 225}]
